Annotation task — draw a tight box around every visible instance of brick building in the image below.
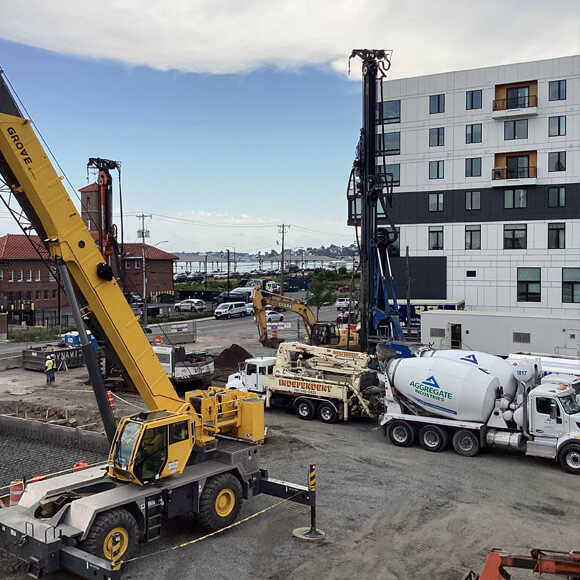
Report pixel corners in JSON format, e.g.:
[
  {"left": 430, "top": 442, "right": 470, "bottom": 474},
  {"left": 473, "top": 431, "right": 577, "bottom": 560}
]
[{"left": 0, "top": 233, "right": 177, "bottom": 321}]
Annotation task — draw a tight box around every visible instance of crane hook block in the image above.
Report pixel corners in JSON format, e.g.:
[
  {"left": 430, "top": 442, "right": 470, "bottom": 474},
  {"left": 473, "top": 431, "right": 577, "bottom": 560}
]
[{"left": 97, "top": 263, "right": 114, "bottom": 281}]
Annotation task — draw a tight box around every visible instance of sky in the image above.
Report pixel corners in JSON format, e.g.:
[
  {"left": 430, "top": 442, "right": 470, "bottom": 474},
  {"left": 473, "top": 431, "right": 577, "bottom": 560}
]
[{"left": 0, "top": 0, "right": 578, "bottom": 255}]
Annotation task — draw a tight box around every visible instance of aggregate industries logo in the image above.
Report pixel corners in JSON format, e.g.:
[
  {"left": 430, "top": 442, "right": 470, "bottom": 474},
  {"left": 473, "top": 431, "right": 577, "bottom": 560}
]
[{"left": 409, "top": 375, "right": 456, "bottom": 415}]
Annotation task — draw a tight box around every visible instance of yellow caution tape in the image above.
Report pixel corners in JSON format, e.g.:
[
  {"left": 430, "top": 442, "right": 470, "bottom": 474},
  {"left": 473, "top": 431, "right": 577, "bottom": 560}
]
[{"left": 123, "top": 491, "right": 304, "bottom": 565}]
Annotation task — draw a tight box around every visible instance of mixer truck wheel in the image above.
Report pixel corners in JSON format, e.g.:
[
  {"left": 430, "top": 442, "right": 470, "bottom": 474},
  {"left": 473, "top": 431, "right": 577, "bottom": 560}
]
[
  {"left": 558, "top": 444, "right": 580, "bottom": 474},
  {"left": 387, "top": 420, "right": 415, "bottom": 447},
  {"left": 452, "top": 430, "right": 480, "bottom": 457},
  {"left": 419, "top": 425, "right": 448, "bottom": 452}
]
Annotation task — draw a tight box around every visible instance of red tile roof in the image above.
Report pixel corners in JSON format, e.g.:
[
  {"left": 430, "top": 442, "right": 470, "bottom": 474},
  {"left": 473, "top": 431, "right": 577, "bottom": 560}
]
[{"left": 0, "top": 234, "right": 177, "bottom": 261}]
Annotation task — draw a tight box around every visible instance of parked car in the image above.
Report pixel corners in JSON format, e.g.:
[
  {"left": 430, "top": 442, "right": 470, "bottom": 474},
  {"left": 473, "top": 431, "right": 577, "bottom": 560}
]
[
  {"left": 175, "top": 298, "right": 205, "bottom": 312},
  {"left": 266, "top": 311, "right": 284, "bottom": 323},
  {"left": 336, "top": 297, "right": 358, "bottom": 311},
  {"left": 214, "top": 301, "right": 247, "bottom": 319},
  {"left": 245, "top": 303, "right": 255, "bottom": 316}
]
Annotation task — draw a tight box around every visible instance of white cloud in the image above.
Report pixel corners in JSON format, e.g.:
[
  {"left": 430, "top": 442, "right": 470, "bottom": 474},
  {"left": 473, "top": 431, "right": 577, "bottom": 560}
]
[{"left": 0, "top": 0, "right": 577, "bottom": 78}]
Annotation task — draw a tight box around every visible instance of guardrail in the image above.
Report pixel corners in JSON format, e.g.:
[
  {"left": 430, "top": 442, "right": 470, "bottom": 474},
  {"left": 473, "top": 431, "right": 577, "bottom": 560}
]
[
  {"left": 492, "top": 166, "right": 537, "bottom": 180},
  {"left": 493, "top": 95, "right": 537, "bottom": 110}
]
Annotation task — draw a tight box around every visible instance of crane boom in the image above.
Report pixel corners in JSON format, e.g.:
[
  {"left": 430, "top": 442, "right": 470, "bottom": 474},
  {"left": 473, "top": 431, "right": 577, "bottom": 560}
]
[{"left": 0, "top": 72, "right": 183, "bottom": 413}]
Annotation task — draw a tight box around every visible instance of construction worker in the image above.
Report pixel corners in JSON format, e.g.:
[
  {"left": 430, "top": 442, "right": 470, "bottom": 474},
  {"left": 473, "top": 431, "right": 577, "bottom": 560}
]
[
  {"left": 296, "top": 354, "right": 303, "bottom": 369},
  {"left": 50, "top": 354, "right": 56, "bottom": 384},
  {"left": 45, "top": 355, "right": 52, "bottom": 385}
]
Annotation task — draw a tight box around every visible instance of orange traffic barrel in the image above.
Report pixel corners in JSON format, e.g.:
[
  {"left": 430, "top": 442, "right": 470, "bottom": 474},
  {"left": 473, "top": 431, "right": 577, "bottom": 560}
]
[
  {"left": 154, "top": 335, "right": 162, "bottom": 345},
  {"left": 73, "top": 461, "right": 89, "bottom": 472},
  {"left": 9, "top": 479, "right": 24, "bottom": 505},
  {"left": 106, "top": 390, "right": 115, "bottom": 411},
  {"left": 30, "top": 474, "right": 47, "bottom": 483}
]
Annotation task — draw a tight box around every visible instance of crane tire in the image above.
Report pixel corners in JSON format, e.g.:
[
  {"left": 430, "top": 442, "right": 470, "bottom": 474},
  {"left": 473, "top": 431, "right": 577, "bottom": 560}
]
[
  {"left": 452, "top": 430, "right": 480, "bottom": 457},
  {"left": 387, "top": 420, "right": 415, "bottom": 447},
  {"left": 80, "top": 508, "right": 139, "bottom": 565},
  {"left": 419, "top": 425, "right": 448, "bottom": 452},
  {"left": 197, "top": 473, "right": 243, "bottom": 531},
  {"left": 558, "top": 443, "right": 580, "bottom": 475}
]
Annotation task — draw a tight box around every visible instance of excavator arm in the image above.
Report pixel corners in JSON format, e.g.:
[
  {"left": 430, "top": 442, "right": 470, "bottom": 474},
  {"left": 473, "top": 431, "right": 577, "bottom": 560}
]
[
  {"left": 253, "top": 286, "right": 317, "bottom": 345},
  {"left": 0, "top": 72, "right": 183, "bottom": 414}
]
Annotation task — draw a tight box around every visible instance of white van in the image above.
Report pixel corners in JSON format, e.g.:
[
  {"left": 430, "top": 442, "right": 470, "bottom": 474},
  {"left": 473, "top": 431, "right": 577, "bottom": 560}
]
[{"left": 214, "top": 301, "right": 247, "bottom": 319}]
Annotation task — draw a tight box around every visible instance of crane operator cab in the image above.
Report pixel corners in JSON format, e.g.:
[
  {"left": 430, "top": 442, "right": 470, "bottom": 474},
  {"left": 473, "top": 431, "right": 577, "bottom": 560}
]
[
  {"left": 108, "top": 411, "right": 194, "bottom": 485},
  {"left": 108, "top": 387, "right": 265, "bottom": 486}
]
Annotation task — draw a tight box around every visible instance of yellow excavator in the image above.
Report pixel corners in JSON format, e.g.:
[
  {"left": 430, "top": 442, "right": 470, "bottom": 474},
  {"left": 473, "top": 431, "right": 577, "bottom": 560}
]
[
  {"left": 253, "top": 286, "right": 359, "bottom": 349},
  {"left": 0, "top": 70, "right": 313, "bottom": 578}
]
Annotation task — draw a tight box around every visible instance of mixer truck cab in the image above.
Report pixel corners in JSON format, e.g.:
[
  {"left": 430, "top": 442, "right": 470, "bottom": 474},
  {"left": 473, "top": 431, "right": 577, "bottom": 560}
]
[{"left": 379, "top": 352, "right": 580, "bottom": 475}]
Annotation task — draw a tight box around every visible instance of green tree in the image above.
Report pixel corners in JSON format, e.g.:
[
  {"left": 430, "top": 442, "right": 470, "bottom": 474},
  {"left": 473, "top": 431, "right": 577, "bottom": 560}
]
[{"left": 306, "top": 270, "right": 337, "bottom": 320}]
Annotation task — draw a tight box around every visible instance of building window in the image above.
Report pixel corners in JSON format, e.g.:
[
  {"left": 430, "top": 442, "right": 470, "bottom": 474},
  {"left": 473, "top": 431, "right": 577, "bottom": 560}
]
[
  {"left": 44, "top": 289, "right": 49, "bottom": 299},
  {"left": 548, "top": 116, "right": 566, "bottom": 137},
  {"left": 429, "top": 94, "right": 445, "bottom": 114},
  {"left": 513, "top": 332, "right": 531, "bottom": 344},
  {"left": 506, "top": 154, "right": 530, "bottom": 179},
  {"left": 8, "top": 270, "right": 13, "bottom": 282},
  {"left": 563, "top": 268, "right": 580, "bottom": 303},
  {"left": 0, "top": 269, "right": 2, "bottom": 280},
  {"left": 429, "top": 193, "right": 444, "bottom": 212},
  {"left": 506, "top": 86, "right": 529, "bottom": 109},
  {"left": 380, "top": 132, "right": 400, "bottom": 155},
  {"left": 429, "top": 160, "right": 444, "bottom": 179},
  {"left": 52, "top": 289, "right": 57, "bottom": 299},
  {"left": 465, "top": 158, "right": 482, "bottom": 177},
  {"left": 466, "top": 123, "right": 482, "bottom": 144},
  {"left": 504, "top": 119, "right": 528, "bottom": 140},
  {"left": 548, "top": 186, "right": 565, "bottom": 207},
  {"left": 504, "top": 224, "right": 527, "bottom": 249},
  {"left": 384, "top": 163, "right": 400, "bottom": 186},
  {"left": 17, "top": 269, "right": 23, "bottom": 282},
  {"left": 429, "top": 226, "right": 444, "bottom": 250},
  {"left": 35, "top": 290, "right": 41, "bottom": 300},
  {"left": 504, "top": 189, "right": 527, "bottom": 209},
  {"left": 26, "top": 270, "right": 32, "bottom": 282},
  {"left": 517, "top": 268, "right": 541, "bottom": 302},
  {"left": 465, "top": 191, "right": 480, "bottom": 211},
  {"left": 465, "top": 225, "right": 481, "bottom": 250},
  {"left": 549, "top": 80, "right": 566, "bottom": 101},
  {"left": 466, "top": 270, "right": 477, "bottom": 278},
  {"left": 35, "top": 270, "right": 41, "bottom": 281},
  {"left": 466, "top": 90, "right": 482, "bottom": 110},
  {"left": 378, "top": 100, "right": 401, "bottom": 124},
  {"left": 429, "top": 127, "right": 444, "bottom": 147},
  {"left": 49, "top": 268, "right": 56, "bottom": 282},
  {"left": 124, "top": 260, "right": 131, "bottom": 269},
  {"left": 548, "top": 152, "right": 566, "bottom": 172},
  {"left": 548, "top": 223, "right": 565, "bottom": 249}
]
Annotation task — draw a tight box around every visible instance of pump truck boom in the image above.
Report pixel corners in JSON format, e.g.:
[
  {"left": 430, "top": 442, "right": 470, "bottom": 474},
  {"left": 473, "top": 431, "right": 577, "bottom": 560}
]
[
  {"left": 253, "top": 285, "right": 358, "bottom": 349},
  {"left": 0, "top": 71, "right": 314, "bottom": 578}
]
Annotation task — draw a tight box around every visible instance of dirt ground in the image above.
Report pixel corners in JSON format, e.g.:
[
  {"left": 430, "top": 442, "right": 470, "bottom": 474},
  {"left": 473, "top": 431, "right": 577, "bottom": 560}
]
[{"left": 0, "top": 347, "right": 579, "bottom": 579}]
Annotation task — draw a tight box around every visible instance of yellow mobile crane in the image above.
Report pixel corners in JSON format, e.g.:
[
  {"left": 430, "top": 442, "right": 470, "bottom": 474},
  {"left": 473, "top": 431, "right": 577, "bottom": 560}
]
[
  {"left": 0, "top": 71, "right": 313, "bottom": 579},
  {"left": 253, "top": 286, "right": 359, "bottom": 349}
]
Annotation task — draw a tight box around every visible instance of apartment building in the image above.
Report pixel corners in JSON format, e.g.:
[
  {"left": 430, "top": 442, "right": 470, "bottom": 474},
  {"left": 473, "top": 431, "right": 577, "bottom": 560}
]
[{"left": 352, "top": 55, "right": 579, "bottom": 317}]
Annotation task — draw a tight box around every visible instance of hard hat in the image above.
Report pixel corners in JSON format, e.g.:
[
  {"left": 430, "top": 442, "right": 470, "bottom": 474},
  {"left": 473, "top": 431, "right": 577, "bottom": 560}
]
[
  {"left": 46, "top": 355, "right": 51, "bottom": 359},
  {"left": 298, "top": 354, "right": 303, "bottom": 359},
  {"left": 51, "top": 354, "right": 56, "bottom": 359}
]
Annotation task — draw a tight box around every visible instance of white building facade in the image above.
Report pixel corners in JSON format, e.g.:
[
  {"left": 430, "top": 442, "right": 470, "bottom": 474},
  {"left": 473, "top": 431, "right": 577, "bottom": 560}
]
[{"left": 371, "top": 55, "right": 579, "bottom": 317}]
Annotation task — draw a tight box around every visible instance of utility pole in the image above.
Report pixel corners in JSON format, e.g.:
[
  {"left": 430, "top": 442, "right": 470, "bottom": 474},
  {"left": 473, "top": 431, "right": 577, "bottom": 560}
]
[
  {"left": 278, "top": 224, "right": 290, "bottom": 295},
  {"left": 226, "top": 249, "right": 230, "bottom": 297},
  {"left": 137, "top": 213, "right": 152, "bottom": 326}
]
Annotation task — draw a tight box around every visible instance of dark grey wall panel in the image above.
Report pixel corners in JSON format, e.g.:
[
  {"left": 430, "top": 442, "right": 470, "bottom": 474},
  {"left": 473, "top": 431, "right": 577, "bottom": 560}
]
[{"left": 389, "top": 256, "right": 447, "bottom": 299}]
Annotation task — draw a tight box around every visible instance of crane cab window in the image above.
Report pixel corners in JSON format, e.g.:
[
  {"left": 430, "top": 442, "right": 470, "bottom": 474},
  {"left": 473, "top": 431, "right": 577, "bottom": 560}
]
[
  {"left": 246, "top": 364, "right": 257, "bottom": 375},
  {"left": 136, "top": 425, "right": 167, "bottom": 482},
  {"left": 169, "top": 421, "right": 189, "bottom": 444}
]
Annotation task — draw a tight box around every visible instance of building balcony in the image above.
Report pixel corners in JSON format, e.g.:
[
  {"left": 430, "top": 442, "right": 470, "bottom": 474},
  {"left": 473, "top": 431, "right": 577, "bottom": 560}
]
[
  {"left": 492, "top": 95, "right": 538, "bottom": 119},
  {"left": 491, "top": 166, "right": 537, "bottom": 187}
]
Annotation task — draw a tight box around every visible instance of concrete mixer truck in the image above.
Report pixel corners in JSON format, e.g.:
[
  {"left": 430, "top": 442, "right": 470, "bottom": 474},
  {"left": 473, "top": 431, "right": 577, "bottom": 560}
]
[{"left": 377, "top": 346, "right": 580, "bottom": 475}]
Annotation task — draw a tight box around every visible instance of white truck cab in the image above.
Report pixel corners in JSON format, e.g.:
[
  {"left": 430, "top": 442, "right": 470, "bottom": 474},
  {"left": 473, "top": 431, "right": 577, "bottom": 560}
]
[{"left": 226, "top": 357, "right": 277, "bottom": 394}]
